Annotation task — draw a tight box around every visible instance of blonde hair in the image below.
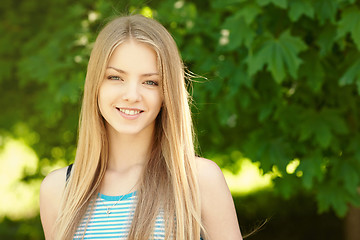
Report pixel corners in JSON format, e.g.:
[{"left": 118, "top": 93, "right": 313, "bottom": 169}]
[{"left": 54, "top": 15, "right": 204, "bottom": 239}]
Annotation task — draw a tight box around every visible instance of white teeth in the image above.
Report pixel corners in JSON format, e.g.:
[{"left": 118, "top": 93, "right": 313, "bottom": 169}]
[{"left": 119, "top": 108, "right": 141, "bottom": 115}]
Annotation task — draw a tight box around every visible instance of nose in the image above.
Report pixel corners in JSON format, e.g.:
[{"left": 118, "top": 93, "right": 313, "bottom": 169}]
[{"left": 122, "top": 81, "right": 142, "bottom": 102}]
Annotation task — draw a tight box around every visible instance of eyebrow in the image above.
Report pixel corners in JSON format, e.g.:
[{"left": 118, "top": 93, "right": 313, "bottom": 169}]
[{"left": 107, "top": 66, "right": 159, "bottom": 77}]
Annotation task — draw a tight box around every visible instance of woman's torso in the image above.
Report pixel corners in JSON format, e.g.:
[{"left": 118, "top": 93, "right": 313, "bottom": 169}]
[{"left": 74, "top": 191, "right": 166, "bottom": 239}]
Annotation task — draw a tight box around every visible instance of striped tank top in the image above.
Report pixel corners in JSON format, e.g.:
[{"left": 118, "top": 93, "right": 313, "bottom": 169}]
[{"left": 74, "top": 191, "right": 166, "bottom": 239}]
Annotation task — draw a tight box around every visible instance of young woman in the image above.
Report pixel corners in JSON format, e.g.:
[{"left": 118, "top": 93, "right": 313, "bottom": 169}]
[{"left": 40, "top": 14, "right": 242, "bottom": 240}]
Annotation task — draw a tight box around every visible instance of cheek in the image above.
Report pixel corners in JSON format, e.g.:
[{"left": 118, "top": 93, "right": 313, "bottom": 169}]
[
  {"left": 152, "top": 91, "right": 163, "bottom": 112},
  {"left": 97, "top": 85, "right": 110, "bottom": 115}
]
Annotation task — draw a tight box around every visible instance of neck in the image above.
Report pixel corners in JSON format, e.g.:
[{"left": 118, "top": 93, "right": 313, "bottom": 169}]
[{"left": 105, "top": 124, "right": 155, "bottom": 172}]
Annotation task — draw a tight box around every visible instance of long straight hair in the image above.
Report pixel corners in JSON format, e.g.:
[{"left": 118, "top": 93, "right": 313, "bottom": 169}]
[{"left": 53, "top": 15, "right": 204, "bottom": 240}]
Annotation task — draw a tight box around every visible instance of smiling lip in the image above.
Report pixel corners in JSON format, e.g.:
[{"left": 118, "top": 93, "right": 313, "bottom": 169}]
[{"left": 116, "top": 107, "right": 144, "bottom": 120}]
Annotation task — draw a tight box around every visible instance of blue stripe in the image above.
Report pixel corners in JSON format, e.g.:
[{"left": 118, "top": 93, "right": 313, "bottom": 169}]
[
  {"left": 74, "top": 192, "right": 202, "bottom": 239},
  {"left": 98, "top": 191, "right": 137, "bottom": 201},
  {"left": 74, "top": 193, "right": 166, "bottom": 239}
]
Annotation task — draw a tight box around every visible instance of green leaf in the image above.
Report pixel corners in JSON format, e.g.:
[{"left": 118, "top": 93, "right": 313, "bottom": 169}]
[
  {"left": 256, "top": 0, "right": 287, "bottom": 9},
  {"left": 288, "top": 0, "right": 314, "bottom": 21},
  {"left": 205, "top": 77, "right": 223, "bottom": 98},
  {"left": 347, "top": 135, "right": 360, "bottom": 162},
  {"left": 244, "top": 130, "right": 292, "bottom": 173},
  {"left": 247, "top": 34, "right": 274, "bottom": 77},
  {"left": 340, "top": 163, "right": 359, "bottom": 194},
  {"left": 247, "top": 30, "right": 307, "bottom": 83},
  {"left": 273, "top": 175, "right": 300, "bottom": 198},
  {"left": 218, "top": 57, "right": 236, "bottom": 79},
  {"left": 314, "top": 0, "right": 338, "bottom": 25},
  {"left": 211, "top": 0, "right": 247, "bottom": 9},
  {"left": 221, "top": 13, "right": 256, "bottom": 50},
  {"left": 298, "top": 110, "right": 331, "bottom": 148},
  {"left": 339, "top": 59, "right": 360, "bottom": 94},
  {"left": 322, "top": 109, "right": 349, "bottom": 135},
  {"left": 337, "top": 6, "right": 360, "bottom": 51},
  {"left": 228, "top": 68, "right": 252, "bottom": 96},
  {"left": 316, "top": 25, "right": 337, "bottom": 57},
  {"left": 235, "top": 3, "right": 262, "bottom": 25},
  {"left": 316, "top": 124, "right": 332, "bottom": 148},
  {"left": 297, "top": 151, "right": 324, "bottom": 189},
  {"left": 0, "top": 60, "right": 12, "bottom": 81},
  {"left": 259, "top": 102, "right": 275, "bottom": 122},
  {"left": 299, "top": 51, "right": 325, "bottom": 92},
  {"left": 298, "top": 108, "right": 348, "bottom": 148},
  {"left": 316, "top": 184, "right": 349, "bottom": 217}
]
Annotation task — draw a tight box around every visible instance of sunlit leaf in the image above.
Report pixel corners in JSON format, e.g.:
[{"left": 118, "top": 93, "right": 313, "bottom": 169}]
[{"left": 297, "top": 151, "right": 324, "bottom": 189}]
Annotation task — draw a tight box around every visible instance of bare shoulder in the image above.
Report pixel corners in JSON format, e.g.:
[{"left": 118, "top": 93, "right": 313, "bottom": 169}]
[
  {"left": 40, "top": 166, "right": 69, "bottom": 239},
  {"left": 196, "top": 156, "right": 220, "bottom": 171},
  {"left": 196, "top": 157, "right": 227, "bottom": 191},
  {"left": 40, "top": 166, "right": 68, "bottom": 200},
  {"left": 195, "top": 157, "right": 243, "bottom": 240}
]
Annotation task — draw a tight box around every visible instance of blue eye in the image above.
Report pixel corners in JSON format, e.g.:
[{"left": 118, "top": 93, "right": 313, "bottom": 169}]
[
  {"left": 144, "top": 80, "right": 158, "bottom": 86},
  {"left": 107, "top": 75, "right": 122, "bottom": 81}
]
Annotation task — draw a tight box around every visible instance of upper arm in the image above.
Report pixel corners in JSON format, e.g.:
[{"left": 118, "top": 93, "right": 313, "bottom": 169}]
[
  {"left": 39, "top": 167, "right": 67, "bottom": 240},
  {"left": 197, "top": 158, "right": 243, "bottom": 240}
]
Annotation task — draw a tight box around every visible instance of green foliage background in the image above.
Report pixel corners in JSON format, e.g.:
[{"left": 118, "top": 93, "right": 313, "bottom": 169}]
[{"left": 1, "top": 0, "right": 360, "bottom": 238}]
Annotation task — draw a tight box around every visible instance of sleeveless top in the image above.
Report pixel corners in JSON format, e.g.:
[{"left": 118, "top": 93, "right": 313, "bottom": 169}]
[
  {"left": 73, "top": 191, "right": 167, "bottom": 239},
  {"left": 67, "top": 165, "right": 203, "bottom": 240}
]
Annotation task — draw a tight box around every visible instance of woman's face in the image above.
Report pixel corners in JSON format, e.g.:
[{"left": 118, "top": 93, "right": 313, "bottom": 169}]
[{"left": 98, "top": 40, "right": 163, "bottom": 137}]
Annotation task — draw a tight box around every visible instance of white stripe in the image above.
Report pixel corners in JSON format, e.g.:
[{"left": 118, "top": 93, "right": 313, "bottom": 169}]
[{"left": 74, "top": 193, "right": 166, "bottom": 239}]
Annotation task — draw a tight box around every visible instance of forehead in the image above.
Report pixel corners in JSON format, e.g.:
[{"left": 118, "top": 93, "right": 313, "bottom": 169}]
[{"left": 107, "top": 40, "right": 158, "bottom": 74}]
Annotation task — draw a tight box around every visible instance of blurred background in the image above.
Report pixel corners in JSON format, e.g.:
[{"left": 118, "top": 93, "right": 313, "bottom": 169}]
[{"left": 1, "top": 0, "right": 360, "bottom": 239}]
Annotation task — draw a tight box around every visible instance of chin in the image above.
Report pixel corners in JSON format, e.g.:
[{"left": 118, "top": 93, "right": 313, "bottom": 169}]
[
  {"left": 114, "top": 128, "right": 142, "bottom": 135},
  {"left": 113, "top": 124, "right": 154, "bottom": 136}
]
